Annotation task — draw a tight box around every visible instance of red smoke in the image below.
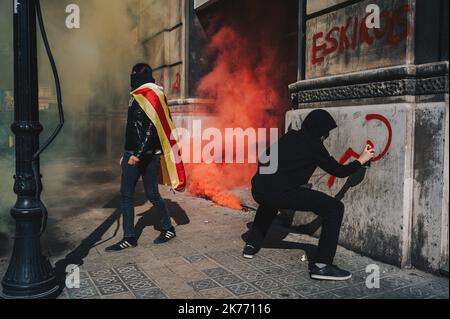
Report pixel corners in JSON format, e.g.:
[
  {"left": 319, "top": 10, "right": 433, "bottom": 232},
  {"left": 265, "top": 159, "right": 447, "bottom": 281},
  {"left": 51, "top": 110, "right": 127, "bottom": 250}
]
[{"left": 185, "top": 1, "right": 295, "bottom": 209}]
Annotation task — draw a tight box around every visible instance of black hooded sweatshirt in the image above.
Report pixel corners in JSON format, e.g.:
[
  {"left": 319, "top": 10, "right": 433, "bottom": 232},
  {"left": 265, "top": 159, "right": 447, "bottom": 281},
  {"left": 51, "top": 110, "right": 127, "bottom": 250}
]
[{"left": 252, "top": 109, "right": 362, "bottom": 196}]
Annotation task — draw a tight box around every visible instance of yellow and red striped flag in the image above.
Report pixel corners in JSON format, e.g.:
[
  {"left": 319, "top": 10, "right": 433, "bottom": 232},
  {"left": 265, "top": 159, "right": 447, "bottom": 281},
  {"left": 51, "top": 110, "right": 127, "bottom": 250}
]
[{"left": 131, "top": 83, "right": 186, "bottom": 192}]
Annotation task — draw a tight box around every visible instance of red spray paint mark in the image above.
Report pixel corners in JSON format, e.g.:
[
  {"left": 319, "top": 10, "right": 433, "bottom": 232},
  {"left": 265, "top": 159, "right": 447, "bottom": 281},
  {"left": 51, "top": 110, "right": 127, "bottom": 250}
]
[
  {"left": 328, "top": 114, "right": 393, "bottom": 188},
  {"left": 172, "top": 73, "right": 181, "bottom": 94}
]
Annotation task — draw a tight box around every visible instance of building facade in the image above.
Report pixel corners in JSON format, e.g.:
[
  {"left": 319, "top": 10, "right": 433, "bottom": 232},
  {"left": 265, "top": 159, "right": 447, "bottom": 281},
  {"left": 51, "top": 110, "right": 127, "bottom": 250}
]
[
  {"left": 0, "top": 0, "right": 447, "bottom": 273},
  {"left": 196, "top": 0, "right": 449, "bottom": 274}
]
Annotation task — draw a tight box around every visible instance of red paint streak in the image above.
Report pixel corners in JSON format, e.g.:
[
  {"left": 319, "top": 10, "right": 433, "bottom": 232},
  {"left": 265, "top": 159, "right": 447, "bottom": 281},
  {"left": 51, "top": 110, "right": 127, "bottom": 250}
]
[
  {"left": 172, "top": 73, "right": 181, "bottom": 93},
  {"left": 328, "top": 114, "right": 393, "bottom": 188},
  {"left": 311, "top": 4, "right": 412, "bottom": 66}
]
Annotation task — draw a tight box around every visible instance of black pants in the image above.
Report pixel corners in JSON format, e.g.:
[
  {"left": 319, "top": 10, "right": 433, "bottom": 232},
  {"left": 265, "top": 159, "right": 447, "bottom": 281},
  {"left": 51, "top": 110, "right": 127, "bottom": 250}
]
[
  {"left": 120, "top": 153, "right": 172, "bottom": 238},
  {"left": 247, "top": 187, "right": 345, "bottom": 265}
]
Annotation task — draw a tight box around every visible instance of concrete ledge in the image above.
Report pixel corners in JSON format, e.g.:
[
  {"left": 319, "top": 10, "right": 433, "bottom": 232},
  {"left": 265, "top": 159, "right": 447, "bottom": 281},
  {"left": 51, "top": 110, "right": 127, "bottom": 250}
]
[{"left": 290, "top": 62, "right": 449, "bottom": 107}]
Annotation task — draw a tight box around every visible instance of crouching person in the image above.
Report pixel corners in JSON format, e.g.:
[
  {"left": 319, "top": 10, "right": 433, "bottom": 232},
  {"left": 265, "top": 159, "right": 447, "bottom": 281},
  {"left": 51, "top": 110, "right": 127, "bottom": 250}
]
[{"left": 244, "top": 109, "right": 375, "bottom": 281}]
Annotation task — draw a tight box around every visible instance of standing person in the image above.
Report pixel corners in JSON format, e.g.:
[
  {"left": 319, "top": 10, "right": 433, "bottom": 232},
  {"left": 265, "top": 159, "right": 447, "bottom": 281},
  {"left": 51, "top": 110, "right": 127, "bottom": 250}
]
[
  {"left": 243, "top": 109, "right": 375, "bottom": 281},
  {"left": 106, "top": 63, "right": 186, "bottom": 252}
]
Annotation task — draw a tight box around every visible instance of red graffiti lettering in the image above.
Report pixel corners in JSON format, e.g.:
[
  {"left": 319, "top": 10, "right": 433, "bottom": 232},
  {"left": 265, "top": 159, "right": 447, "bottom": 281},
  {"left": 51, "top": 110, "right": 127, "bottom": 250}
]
[
  {"left": 328, "top": 114, "right": 393, "bottom": 188},
  {"left": 360, "top": 13, "right": 375, "bottom": 46},
  {"left": 312, "top": 32, "right": 326, "bottom": 65},
  {"left": 325, "top": 27, "right": 340, "bottom": 55},
  {"left": 339, "top": 17, "right": 352, "bottom": 53},
  {"left": 311, "top": 4, "right": 412, "bottom": 66}
]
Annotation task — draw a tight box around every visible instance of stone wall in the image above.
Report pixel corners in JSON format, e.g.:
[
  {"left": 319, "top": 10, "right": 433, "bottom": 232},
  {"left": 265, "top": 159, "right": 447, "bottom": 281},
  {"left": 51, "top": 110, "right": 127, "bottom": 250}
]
[{"left": 138, "top": 0, "right": 187, "bottom": 100}]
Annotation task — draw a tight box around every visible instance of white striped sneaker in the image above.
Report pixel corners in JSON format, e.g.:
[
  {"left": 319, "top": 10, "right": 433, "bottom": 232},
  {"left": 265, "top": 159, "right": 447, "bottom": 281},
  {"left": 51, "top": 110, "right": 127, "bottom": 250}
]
[
  {"left": 105, "top": 238, "right": 138, "bottom": 252},
  {"left": 154, "top": 227, "right": 177, "bottom": 244}
]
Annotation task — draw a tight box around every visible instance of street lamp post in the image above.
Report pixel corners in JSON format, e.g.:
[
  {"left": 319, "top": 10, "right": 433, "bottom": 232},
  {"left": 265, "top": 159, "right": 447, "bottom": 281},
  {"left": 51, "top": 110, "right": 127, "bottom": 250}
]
[{"left": 1, "top": 0, "right": 59, "bottom": 299}]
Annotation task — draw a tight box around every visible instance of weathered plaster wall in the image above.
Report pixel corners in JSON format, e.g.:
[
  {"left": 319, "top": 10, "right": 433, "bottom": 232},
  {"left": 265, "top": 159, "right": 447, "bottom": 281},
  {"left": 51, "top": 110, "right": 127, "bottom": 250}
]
[
  {"left": 138, "top": 0, "right": 186, "bottom": 100},
  {"left": 412, "top": 102, "right": 449, "bottom": 272}
]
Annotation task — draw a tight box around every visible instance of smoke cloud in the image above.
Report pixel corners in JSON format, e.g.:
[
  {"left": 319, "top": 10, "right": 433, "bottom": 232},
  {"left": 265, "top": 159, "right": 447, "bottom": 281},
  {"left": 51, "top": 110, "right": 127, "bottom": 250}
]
[
  {"left": 185, "top": 0, "right": 296, "bottom": 209},
  {"left": 0, "top": 0, "right": 145, "bottom": 252}
]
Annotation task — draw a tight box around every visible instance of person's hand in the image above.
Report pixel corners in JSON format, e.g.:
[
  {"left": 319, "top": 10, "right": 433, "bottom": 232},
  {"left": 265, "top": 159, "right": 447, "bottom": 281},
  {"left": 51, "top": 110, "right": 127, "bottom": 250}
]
[
  {"left": 358, "top": 145, "right": 376, "bottom": 165},
  {"left": 128, "top": 156, "right": 141, "bottom": 166}
]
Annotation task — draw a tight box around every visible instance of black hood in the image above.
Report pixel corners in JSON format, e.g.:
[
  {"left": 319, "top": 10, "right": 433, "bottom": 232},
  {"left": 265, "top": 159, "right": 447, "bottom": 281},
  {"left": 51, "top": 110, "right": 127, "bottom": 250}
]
[
  {"left": 301, "top": 109, "right": 338, "bottom": 139},
  {"left": 131, "top": 70, "right": 155, "bottom": 91}
]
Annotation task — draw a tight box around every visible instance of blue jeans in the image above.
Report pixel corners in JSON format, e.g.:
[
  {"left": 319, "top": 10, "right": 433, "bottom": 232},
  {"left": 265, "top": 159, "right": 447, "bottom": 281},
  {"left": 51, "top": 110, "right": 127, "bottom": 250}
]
[{"left": 120, "top": 153, "right": 172, "bottom": 238}]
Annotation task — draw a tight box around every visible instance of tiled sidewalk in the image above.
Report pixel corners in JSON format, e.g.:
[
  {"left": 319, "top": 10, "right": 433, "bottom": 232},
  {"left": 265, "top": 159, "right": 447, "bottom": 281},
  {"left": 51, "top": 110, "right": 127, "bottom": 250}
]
[
  {"left": 56, "top": 191, "right": 448, "bottom": 299},
  {"left": 0, "top": 165, "right": 448, "bottom": 299}
]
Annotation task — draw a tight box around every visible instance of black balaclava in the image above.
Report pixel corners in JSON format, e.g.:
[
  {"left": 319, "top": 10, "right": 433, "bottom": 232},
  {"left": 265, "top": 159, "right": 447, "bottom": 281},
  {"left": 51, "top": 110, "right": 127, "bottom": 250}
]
[
  {"left": 301, "top": 109, "right": 338, "bottom": 141},
  {"left": 131, "top": 68, "right": 155, "bottom": 91}
]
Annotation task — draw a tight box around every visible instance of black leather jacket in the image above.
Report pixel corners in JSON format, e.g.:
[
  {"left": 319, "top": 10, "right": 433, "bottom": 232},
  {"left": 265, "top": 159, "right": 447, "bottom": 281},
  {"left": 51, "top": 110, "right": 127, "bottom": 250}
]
[{"left": 124, "top": 97, "right": 162, "bottom": 159}]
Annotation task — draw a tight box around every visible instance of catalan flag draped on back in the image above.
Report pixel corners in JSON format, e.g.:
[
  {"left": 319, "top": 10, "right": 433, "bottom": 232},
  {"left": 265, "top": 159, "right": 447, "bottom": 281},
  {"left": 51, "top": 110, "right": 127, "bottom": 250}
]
[{"left": 131, "top": 83, "right": 186, "bottom": 192}]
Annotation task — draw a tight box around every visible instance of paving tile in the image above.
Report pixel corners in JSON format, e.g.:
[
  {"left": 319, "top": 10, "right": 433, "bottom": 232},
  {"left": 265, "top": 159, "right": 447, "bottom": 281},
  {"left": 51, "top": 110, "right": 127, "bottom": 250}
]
[
  {"left": 251, "top": 278, "right": 285, "bottom": 292},
  {"left": 89, "top": 269, "right": 115, "bottom": 278},
  {"left": 184, "top": 255, "right": 207, "bottom": 264},
  {"left": 308, "top": 292, "right": 342, "bottom": 299},
  {"left": 126, "top": 279, "right": 158, "bottom": 291},
  {"left": 202, "top": 267, "right": 232, "bottom": 278},
  {"left": 119, "top": 271, "right": 148, "bottom": 283},
  {"left": 200, "top": 287, "right": 234, "bottom": 299},
  {"left": 188, "top": 279, "right": 220, "bottom": 292},
  {"left": 274, "top": 273, "right": 310, "bottom": 286},
  {"left": 236, "top": 269, "right": 267, "bottom": 282},
  {"left": 67, "top": 286, "right": 100, "bottom": 299},
  {"left": 331, "top": 283, "right": 382, "bottom": 299},
  {"left": 91, "top": 275, "right": 122, "bottom": 287},
  {"left": 292, "top": 282, "right": 325, "bottom": 296},
  {"left": 259, "top": 266, "right": 290, "bottom": 278},
  {"left": 102, "top": 292, "right": 135, "bottom": 299},
  {"left": 97, "top": 283, "right": 129, "bottom": 296},
  {"left": 225, "top": 283, "right": 258, "bottom": 296},
  {"left": 239, "top": 292, "right": 271, "bottom": 299},
  {"left": 222, "top": 262, "right": 256, "bottom": 273},
  {"left": 134, "top": 288, "right": 168, "bottom": 299},
  {"left": 114, "top": 265, "right": 141, "bottom": 275},
  {"left": 244, "top": 257, "right": 277, "bottom": 269},
  {"left": 266, "top": 287, "right": 304, "bottom": 299},
  {"left": 214, "top": 274, "right": 244, "bottom": 287}
]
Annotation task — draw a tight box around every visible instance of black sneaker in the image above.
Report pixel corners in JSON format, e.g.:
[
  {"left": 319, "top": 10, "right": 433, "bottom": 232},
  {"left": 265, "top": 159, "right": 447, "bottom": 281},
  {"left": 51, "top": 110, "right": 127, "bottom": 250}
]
[
  {"left": 310, "top": 264, "right": 352, "bottom": 281},
  {"left": 105, "top": 238, "right": 137, "bottom": 252},
  {"left": 154, "top": 227, "right": 176, "bottom": 244},
  {"left": 242, "top": 245, "right": 258, "bottom": 259}
]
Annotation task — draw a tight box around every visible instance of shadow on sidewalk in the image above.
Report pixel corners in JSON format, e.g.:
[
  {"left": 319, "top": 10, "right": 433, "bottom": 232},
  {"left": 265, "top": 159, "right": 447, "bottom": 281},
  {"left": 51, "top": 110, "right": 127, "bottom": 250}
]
[
  {"left": 241, "top": 216, "right": 321, "bottom": 265},
  {"left": 135, "top": 200, "right": 190, "bottom": 240},
  {"left": 53, "top": 190, "right": 189, "bottom": 295}
]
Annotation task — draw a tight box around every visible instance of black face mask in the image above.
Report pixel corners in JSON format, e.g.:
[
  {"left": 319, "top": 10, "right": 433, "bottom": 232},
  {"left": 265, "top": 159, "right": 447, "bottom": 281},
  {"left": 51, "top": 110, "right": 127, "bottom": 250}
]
[{"left": 131, "top": 73, "right": 155, "bottom": 90}]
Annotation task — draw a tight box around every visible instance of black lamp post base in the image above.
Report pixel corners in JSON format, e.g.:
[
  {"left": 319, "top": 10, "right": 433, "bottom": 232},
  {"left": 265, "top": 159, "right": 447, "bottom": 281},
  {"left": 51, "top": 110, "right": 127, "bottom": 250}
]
[
  {"left": 1, "top": 208, "right": 61, "bottom": 299},
  {"left": 1, "top": 282, "right": 60, "bottom": 300}
]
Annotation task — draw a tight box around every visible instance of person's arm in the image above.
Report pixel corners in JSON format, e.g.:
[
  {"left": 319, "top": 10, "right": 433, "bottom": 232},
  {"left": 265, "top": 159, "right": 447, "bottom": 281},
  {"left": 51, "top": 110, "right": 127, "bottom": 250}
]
[{"left": 314, "top": 143, "right": 375, "bottom": 178}]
